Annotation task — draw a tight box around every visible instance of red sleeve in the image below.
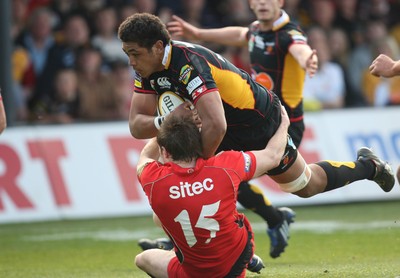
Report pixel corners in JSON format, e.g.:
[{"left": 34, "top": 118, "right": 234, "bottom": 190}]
[{"left": 213, "top": 151, "right": 256, "bottom": 181}]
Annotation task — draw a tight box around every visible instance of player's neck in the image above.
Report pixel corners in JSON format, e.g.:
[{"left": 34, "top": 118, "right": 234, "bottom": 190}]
[
  {"left": 173, "top": 159, "right": 197, "bottom": 168},
  {"left": 258, "top": 21, "right": 274, "bottom": 31}
]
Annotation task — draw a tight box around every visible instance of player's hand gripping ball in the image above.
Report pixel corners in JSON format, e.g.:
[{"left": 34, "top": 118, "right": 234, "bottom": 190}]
[{"left": 158, "top": 91, "right": 201, "bottom": 129}]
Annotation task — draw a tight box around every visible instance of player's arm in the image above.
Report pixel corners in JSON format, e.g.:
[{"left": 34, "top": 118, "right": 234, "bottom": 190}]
[
  {"left": 0, "top": 90, "right": 6, "bottom": 135},
  {"left": 252, "top": 106, "right": 290, "bottom": 178},
  {"left": 195, "top": 91, "right": 227, "bottom": 159},
  {"left": 370, "top": 54, "right": 400, "bottom": 77},
  {"left": 289, "top": 44, "right": 318, "bottom": 78},
  {"left": 167, "top": 15, "right": 248, "bottom": 47},
  {"left": 129, "top": 92, "right": 159, "bottom": 139},
  {"left": 137, "top": 137, "right": 159, "bottom": 177}
]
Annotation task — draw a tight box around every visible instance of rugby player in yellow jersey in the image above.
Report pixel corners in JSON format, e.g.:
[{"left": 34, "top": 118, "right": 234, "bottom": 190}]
[{"left": 118, "top": 13, "right": 395, "bottom": 262}]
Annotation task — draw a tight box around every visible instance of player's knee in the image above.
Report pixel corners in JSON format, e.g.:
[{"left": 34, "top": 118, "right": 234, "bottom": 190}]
[
  {"left": 278, "top": 165, "right": 312, "bottom": 194},
  {"left": 135, "top": 253, "right": 145, "bottom": 269},
  {"left": 135, "top": 253, "right": 142, "bottom": 268}
]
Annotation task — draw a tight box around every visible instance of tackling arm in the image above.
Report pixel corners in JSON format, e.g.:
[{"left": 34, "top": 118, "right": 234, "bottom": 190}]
[
  {"left": 137, "top": 137, "right": 159, "bottom": 177},
  {"left": 167, "top": 15, "right": 248, "bottom": 47}
]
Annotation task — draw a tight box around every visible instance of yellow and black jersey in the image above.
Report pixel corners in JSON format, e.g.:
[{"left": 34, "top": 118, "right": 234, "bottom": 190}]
[
  {"left": 134, "top": 40, "right": 279, "bottom": 139},
  {"left": 247, "top": 11, "right": 307, "bottom": 134}
]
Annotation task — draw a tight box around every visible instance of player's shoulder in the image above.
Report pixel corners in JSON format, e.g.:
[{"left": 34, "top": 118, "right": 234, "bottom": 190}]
[
  {"left": 170, "top": 40, "right": 208, "bottom": 64},
  {"left": 140, "top": 161, "right": 165, "bottom": 181},
  {"left": 214, "top": 150, "right": 246, "bottom": 162},
  {"left": 172, "top": 40, "right": 203, "bottom": 53},
  {"left": 280, "top": 22, "right": 307, "bottom": 43}
]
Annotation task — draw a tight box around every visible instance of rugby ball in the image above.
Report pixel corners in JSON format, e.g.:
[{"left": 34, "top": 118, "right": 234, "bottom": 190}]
[
  {"left": 397, "top": 165, "right": 400, "bottom": 184},
  {"left": 158, "top": 91, "right": 186, "bottom": 116}
]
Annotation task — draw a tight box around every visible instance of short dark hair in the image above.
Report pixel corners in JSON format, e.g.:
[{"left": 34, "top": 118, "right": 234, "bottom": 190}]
[
  {"left": 118, "top": 13, "right": 170, "bottom": 49},
  {"left": 157, "top": 115, "right": 203, "bottom": 162}
]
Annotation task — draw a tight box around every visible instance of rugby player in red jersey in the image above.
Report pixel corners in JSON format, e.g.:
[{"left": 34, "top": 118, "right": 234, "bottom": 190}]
[{"left": 135, "top": 109, "right": 289, "bottom": 277}]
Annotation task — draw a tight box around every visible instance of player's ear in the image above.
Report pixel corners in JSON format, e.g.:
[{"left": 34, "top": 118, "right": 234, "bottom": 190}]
[
  {"left": 153, "top": 40, "right": 165, "bottom": 54},
  {"left": 160, "top": 146, "right": 172, "bottom": 160}
]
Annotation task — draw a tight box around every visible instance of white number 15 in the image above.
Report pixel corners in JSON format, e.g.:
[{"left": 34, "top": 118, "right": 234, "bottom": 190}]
[{"left": 174, "top": 201, "right": 221, "bottom": 247}]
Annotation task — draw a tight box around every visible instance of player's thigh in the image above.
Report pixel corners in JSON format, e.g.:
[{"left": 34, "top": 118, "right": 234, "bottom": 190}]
[{"left": 135, "top": 249, "right": 175, "bottom": 278}]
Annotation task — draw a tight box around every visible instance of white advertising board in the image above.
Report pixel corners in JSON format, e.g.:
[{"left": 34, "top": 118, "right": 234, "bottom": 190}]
[{"left": 0, "top": 107, "right": 399, "bottom": 223}]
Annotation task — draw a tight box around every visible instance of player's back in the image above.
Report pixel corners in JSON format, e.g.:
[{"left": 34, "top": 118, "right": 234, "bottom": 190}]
[{"left": 140, "top": 152, "right": 253, "bottom": 276}]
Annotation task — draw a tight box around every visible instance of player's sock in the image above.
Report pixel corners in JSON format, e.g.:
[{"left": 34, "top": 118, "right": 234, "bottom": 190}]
[
  {"left": 317, "top": 159, "right": 375, "bottom": 192},
  {"left": 237, "top": 181, "right": 281, "bottom": 228}
]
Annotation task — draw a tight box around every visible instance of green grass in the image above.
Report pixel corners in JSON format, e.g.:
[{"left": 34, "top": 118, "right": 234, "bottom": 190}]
[{"left": 1, "top": 201, "right": 399, "bottom": 278}]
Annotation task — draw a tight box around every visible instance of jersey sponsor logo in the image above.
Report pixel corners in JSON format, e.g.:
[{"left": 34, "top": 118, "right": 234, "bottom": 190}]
[
  {"left": 255, "top": 35, "right": 265, "bottom": 49},
  {"left": 169, "top": 178, "right": 214, "bottom": 199},
  {"left": 192, "top": 84, "right": 207, "bottom": 100},
  {"left": 134, "top": 75, "right": 142, "bottom": 88},
  {"left": 288, "top": 30, "right": 307, "bottom": 42},
  {"left": 150, "top": 79, "right": 155, "bottom": 90},
  {"left": 157, "top": 77, "right": 171, "bottom": 89},
  {"left": 265, "top": 42, "right": 275, "bottom": 54},
  {"left": 179, "top": 64, "right": 194, "bottom": 84},
  {"left": 243, "top": 152, "right": 251, "bottom": 172},
  {"left": 186, "top": 76, "right": 203, "bottom": 94},
  {"left": 254, "top": 72, "right": 274, "bottom": 90}
]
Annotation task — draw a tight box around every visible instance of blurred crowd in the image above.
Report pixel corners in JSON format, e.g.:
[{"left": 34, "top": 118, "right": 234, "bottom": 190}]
[{"left": 9, "top": 0, "right": 400, "bottom": 125}]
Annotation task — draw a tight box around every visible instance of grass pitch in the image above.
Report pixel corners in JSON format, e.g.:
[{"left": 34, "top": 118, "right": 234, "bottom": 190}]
[{"left": 1, "top": 201, "right": 399, "bottom": 278}]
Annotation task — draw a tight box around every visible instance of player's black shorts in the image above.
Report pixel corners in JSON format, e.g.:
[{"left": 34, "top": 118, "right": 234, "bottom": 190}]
[
  {"left": 288, "top": 119, "right": 304, "bottom": 148},
  {"left": 217, "top": 92, "right": 298, "bottom": 175}
]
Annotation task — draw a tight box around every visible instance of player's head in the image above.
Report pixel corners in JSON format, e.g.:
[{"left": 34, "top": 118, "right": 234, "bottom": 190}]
[
  {"left": 118, "top": 13, "right": 170, "bottom": 48},
  {"left": 249, "top": 0, "right": 283, "bottom": 22},
  {"left": 157, "top": 115, "right": 203, "bottom": 163},
  {"left": 118, "top": 13, "right": 171, "bottom": 78}
]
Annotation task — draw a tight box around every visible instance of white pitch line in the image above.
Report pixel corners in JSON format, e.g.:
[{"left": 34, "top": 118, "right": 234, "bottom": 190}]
[{"left": 23, "top": 220, "right": 400, "bottom": 242}]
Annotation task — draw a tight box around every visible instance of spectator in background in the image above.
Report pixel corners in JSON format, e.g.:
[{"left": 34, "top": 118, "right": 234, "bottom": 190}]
[
  {"left": 308, "top": 0, "right": 336, "bottom": 33},
  {"left": 110, "top": 61, "right": 134, "bottom": 119},
  {"left": 36, "top": 69, "right": 80, "bottom": 124},
  {"left": 218, "top": 0, "right": 255, "bottom": 27},
  {"left": 328, "top": 27, "right": 366, "bottom": 107},
  {"left": 73, "top": 0, "right": 107, "bottom": 35},
  {"left": 92, "top": 6, "right": 127, "bottom": 66},
  {"left": 11, "top": 47, "right": 31, "bottom": 121},
  {"left": 11, "top": 0, "right": 30, "bottom": 41},
  {"left": 15, "top": 7, "right": 56, "bottom": 100},
  {"left": 133, "top": 0, "right": 173, "bottom": 23},
  {"left": 0, "top": 89, "right": 6, "bottom": 134},
  {"left": 29, "top": 13, "right": 90, "bottom": 120},
  {"left": 347, "top": 19, "right": 388, "bottom": 101},
  {"left": 75, "top": 46, "right": 122, "bottom": 121},
  {"left": 333, "top": 0, "right": 361, "bottom": 48},
  {"left": 50, "top": 0, "right": 78, "bottom": 30},
  {"left": 117, "top": 4, "right": 138, "bottom": 26},
  {"left": 303, "top": 26, "right": 345, "bottom": 110}
]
